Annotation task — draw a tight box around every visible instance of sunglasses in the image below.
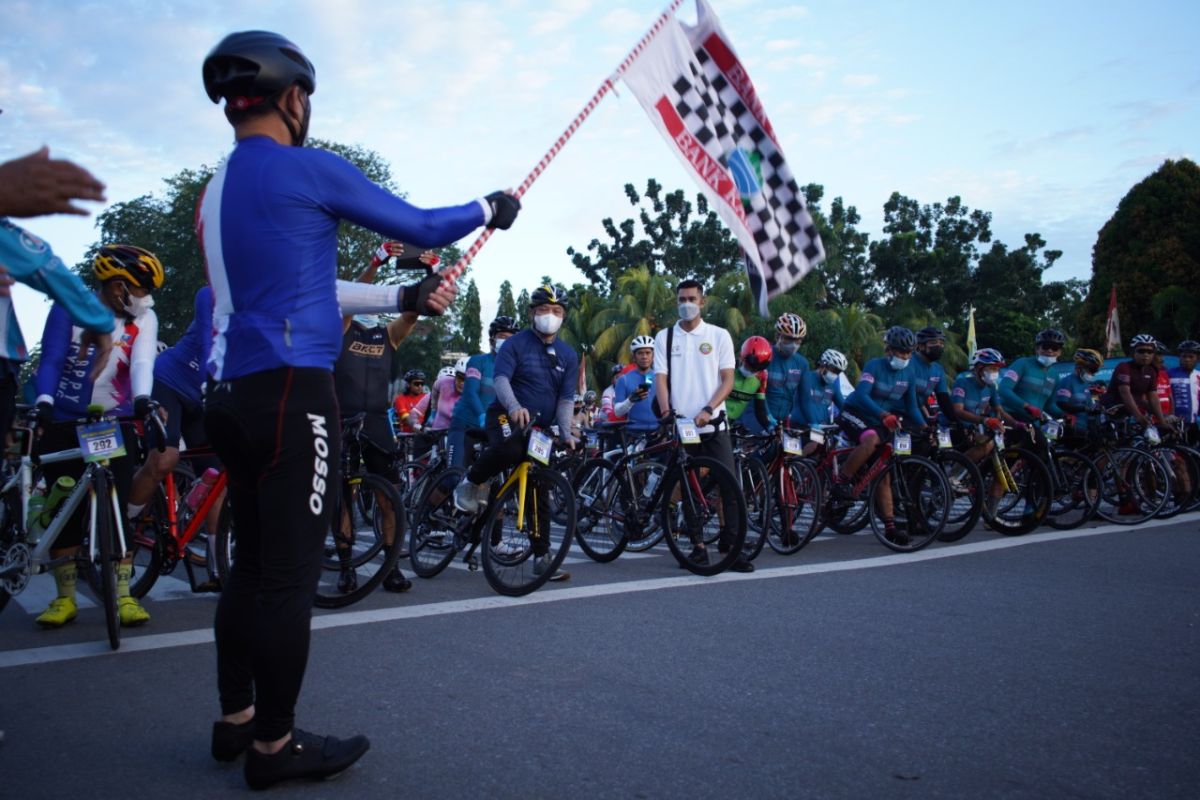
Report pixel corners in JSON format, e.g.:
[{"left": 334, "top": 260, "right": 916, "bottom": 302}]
[{"left": 409, "top": 382, "right": 425, "bottom": 388}]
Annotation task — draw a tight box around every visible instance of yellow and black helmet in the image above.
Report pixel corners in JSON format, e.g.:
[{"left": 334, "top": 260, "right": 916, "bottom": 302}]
[
  {"left": 93, "top": 244, "right": 164, "bottom": 290},
  {"left": 1073, "top": 348, "right": 1104, "bottom": 371},
  {"left": 529, "top": 284, "right": 568, "bottom": 310}
]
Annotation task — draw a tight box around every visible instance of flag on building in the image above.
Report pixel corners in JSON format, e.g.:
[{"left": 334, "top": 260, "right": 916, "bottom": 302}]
[
  {"left": 1104, "top": 285, "right": 1121, "bottom": 357},
  {"left": 621, "top": 0, "right": 824, "bottom": 315},
  {"left": 966, "top": 306, "right": 977, "bottom": 362}
]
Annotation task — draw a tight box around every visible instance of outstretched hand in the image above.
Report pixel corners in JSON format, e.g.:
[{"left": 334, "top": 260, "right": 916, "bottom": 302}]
[{"left": 0, "top": 147, "right": 106, "bottom": 217}]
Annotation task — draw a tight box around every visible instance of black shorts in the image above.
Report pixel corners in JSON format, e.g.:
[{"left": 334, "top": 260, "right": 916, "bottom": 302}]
[
  {"left": 837, "top": 410, "right": 886, "bottom": 444},
  {"left": 151, "top": 381, "right": 207, "bottom": 450}
]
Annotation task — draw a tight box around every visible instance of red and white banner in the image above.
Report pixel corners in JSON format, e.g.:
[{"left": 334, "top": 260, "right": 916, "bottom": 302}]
[
  {"left": 622, "top": 0, "right": 824, "bottom": 314},
  {"left": 1105, "top": 285, "right": 1121, "bottom": 357}
]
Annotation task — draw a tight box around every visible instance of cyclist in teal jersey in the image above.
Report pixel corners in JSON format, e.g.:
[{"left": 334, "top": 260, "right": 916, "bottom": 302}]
[
  {"left": 765, "top": 313, "right": 809, "bottom": 426},
  {"left": 949, "top": 348, "right": 1010, "bottom": 462},
  {"left": 1046, "top": 348, "right": 1104, "bottom": 438},
  {"left": 911, "top": 327, "right": 951, "bottom": 426},
  {"left": 998, "top": 328, "right": 1065, "bottom": 423}
]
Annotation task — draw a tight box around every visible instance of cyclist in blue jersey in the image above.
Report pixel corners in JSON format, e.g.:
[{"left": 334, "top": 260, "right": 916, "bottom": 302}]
[
  {"left": 448, "top": 316, "right": 519, "bottom": 467},
  {"left": 199, "top": 31, "right": 520, "bottom": 789},
  {"left": 998, "top": 328, "right": 1064, "bottom": 424},
  {"left": 911, "top": 326, "right": 951, "bottom": 426},
  {"left": 948, "top": 348, "right": 1010, "bottom": 462},
  {"left": 0, "top": 219, "right": 114, "bottom": 436},
  {"left": 33, "top": 245, "right": 163, "bottom": 628},
  {"left": 836, "top": 326, "right": 927, "bottom": 540},
  {"left": 1046, "top": 348, "right": 1104, "bottom": 439},
  {"left": 1168, "top": 340, "right": 1199, "bottom": 428},
  {"left": 612, "top": 335, "right": 660, "bottom": 433},
  {"left": 796, "top": 349, "right": 846, "bottom": 445},
  {"left": 765, "top": 312, "right": 809, "bottom": 426}
]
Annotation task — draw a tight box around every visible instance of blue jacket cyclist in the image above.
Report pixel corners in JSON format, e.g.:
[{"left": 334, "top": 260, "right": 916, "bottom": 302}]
[
  {"left": 1046, "top": 348, "right": 1104, "bottom": 437},
  {"left": 765, "top": 312, "right": 810, "bottom": 427},
  {"left": 998, "top": 328, "right": 1065, "bottom": 424},
  {"left": 447, "top": 315, "right": 520, "bottom": 467},
  {"left": 612, "top": 335, "right": 660, "bottom": 433}
]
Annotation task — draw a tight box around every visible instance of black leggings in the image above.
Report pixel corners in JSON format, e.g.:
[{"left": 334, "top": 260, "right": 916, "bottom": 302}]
[{"left": 206, "top": 367, "right": 339, "bottom": 742}]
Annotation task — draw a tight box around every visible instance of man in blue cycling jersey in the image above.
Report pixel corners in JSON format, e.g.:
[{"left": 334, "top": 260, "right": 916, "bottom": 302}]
[
  {"left": 765, "top": 312, "right": 809, "bottom": 427},
  {"left": 797, "top": 348, "right": 846, "bottom": 431},
  {"left": 998, "top": 328, "right": 1064, "bottom": 424},
  {"left": 448, "top": 315, "right": 520, "bottom": 467},
  {"left": 911, "top": 326, "right": 952, "bottom": 426},
  {"left": 199, "top": 31, "right": 520, "bottom": 790},
  {"left": 1046, "top": 348, "right": 1104, "bottom": 439},
  {"left": 1168, "top": 340, "right": 1199, "bottom": 430},
  {"left": 612, "top": 335, "right": 660, "bottom": 434}
]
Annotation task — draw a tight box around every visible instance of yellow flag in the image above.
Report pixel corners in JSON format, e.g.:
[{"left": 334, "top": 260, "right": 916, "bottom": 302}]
[{"left": 966, "top": 306, "right": 977, "bottom": 361}]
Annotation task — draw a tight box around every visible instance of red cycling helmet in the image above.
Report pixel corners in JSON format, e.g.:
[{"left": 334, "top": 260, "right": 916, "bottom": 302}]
[{"left": 740, "top": 335, "right": 772, "bottom": 371}]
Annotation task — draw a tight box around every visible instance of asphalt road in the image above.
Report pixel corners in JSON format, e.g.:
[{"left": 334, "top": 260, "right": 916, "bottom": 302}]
[{"left": 2, "top": 515, "right": 1198, "bottom": 798}]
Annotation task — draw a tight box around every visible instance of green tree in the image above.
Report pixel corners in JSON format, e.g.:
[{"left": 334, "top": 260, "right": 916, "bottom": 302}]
[
  {"left": 497, "top": 280, "right": 517, "bottom": 320},
  {"left": 1079, "top": 158, "right": 1200, "bottom": 345},
  {"left": 818, "top": 304, "right": 885, "bottom": 377},
  {"left": 971, "top": 234, "right": 1068, "bottom": 356},
  {"left": 515, "top": 288, "right": 531, "bottom": 328},
  {"left": 450, "top": 278, "right": 482, "bottom": 353},
  {"left": 800, "top": 185, "right": 877, "bottom": 308},
  {"left": 566, "top": 179, "right": 743, "bottom": 293},
  {"left": 590, "top": 267, "right": 676, "bottom": 367}
]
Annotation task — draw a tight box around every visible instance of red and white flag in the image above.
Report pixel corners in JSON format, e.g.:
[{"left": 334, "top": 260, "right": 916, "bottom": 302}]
[
  {"left": 1105, "top": 285, "right": 1121, "bottom": 357},
  {"left": 621, "top": 0, "right": 824, "bottom": 314}
]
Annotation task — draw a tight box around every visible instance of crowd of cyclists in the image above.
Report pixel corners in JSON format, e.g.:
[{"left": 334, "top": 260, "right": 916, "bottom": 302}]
[{"left": 1, "top": 27, "right": 1196, "bottom": 791}]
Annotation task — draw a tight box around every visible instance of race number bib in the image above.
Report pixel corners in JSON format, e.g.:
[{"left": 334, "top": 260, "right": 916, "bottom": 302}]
[
  {"left": 937, "top": 428, "right": 953, "bottom": 449},
  {"left": 782, "top": 434, "right": 803, "bottom": 456},
  {"left": 809, "top": 429, "right": 825, "bottom": 445},
  {"left": 893, "top": 432, "right": 912, "bottom": 456},
  {"left": 76, "top": 421, "right": 126, "bottom": 463},
  {"left": 1044, "top": 420, "right": 1062, "bottom": 442},
  {"left": 527, "top": 429, "right": 553, "bottom": 465},
  {"left": 995, "top": 433, "right": 1006, "bottom": 453},
  {"left": 585, "top": 431, "right": 599, "bottom": 449},
  {"left": 676, "top": 420, "right": 701, "bottom": 445},
  {"left": 1146, "top": 426, "right": 1162, "bottom": 446}
]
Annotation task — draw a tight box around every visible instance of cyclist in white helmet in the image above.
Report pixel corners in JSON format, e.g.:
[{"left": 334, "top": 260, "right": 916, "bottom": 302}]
[
  {"left": 613, "top": 335, "right": 659, "bottom": 433},
  {"left": 767, "top": 312, "right": 810, "bottom": 426}
]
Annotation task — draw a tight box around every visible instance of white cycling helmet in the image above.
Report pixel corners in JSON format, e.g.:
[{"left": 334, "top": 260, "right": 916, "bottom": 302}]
[
  {"left": 454, "top": 356, "right": 468, "bottom": 375},
  {"left": 437, "top": 366, "right": 455, "bottom": 380},
  {"left": 630, "top": 334, "right": 655, "bottom": 354},
  {"left": 818, "top": 349, "right": 848, "bottom": 371}
]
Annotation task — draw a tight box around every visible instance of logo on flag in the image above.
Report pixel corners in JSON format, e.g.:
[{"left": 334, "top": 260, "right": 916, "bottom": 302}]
[{"left": 622, "top": 0, "right": 824, "bottom": 314}]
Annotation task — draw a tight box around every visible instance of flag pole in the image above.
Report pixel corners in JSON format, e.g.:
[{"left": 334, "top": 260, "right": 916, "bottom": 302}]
[{"left": 441, "top": 0, "right": 687, "bottom": 285}]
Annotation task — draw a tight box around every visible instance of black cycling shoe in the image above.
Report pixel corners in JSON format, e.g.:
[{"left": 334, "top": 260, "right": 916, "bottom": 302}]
[
  {"left": 729, "top": 558, "right": 755, "bottom": 573},
  {"left": 243, "top": 729, "right": 370, "bottom": 791},
  {"left": 337, "top": 568, "right": 358, "bottom": 594},
  {"left": 212, "top": 719, "right": 254, "bottom": 762},
  {"left": 683, "top": 546, "right": 707, "bottom": 568},
  {"left": 382, "top": 566, "right": 412, "bottom": 593}
]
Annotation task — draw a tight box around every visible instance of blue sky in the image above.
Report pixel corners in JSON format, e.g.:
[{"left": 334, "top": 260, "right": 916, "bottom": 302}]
[{"left": 2, "top": 0, "right": 1196, "bottom": 342}]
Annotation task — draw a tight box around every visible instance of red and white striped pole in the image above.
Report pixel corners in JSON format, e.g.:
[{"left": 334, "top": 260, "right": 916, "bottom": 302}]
[{"left": 442, "top": 0, "right": 687, "bottom": 285}]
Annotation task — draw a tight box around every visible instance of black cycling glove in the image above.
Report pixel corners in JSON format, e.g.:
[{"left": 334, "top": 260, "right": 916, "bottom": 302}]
[
  {"left": 398, "top": 270, "right": 448, "bottom": 316},
  {"left": 485, "top": 191, "right": 521, "bottom": 230}
]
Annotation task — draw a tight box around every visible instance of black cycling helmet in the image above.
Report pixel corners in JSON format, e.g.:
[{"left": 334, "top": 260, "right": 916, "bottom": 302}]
[
  {"left": 883, "top": 326, "right": 916, "bottom": 350},
  {"left": 916, "top": 326, "right": 945, "bottom": 345},
  {"left": 1035, "top": 328, "right": 1066, "bottom": 347},
  {"left": 529, "top": 285, "right": 568, "bottom": 310},
  {"left": 403, "top": 369, "right": 426, "bottom": 383},
  {"left": 1178, "top": 340, "right": 1200, "bottom": 354},
  {"left": 488, "top": 315, "right": 519, "bottom": 337},
  {"left": 202, "top": 31, "right": 315, "bottom": 104}
]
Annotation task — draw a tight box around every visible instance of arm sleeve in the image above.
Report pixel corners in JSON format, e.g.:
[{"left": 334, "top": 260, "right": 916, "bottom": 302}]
[
  {"left": 556, "top": 398, "right": 575, "bottom": 439},
  {"left": 0, "top": 222, "right": 115, "bottom": 333},
  {"left": 612, "top": 375, "right": 634, "bottom": 417},
  {"left": 998, "top": 364, "right": 1027, "bottom": 412},
  {"left": 493, "top": 375, "right": 520, "bottom": 415},
  {"left": 129, "top": 310, "right": 158, "bottom": 398},
  {"left": 34, "top": 304, "right": 73, "bottom": 403},
  {"left": 336, "top": 280, "right": 401, "bottom": 314},
  {"left": 851, "top": 368, "right": 886, "bottom": 422},
  {"left": 311, "top": 150, "right": 485, "bottom": 249},
  {"left": 411, "top": 394, "right": 430, "bottom": 426},
  {"left": 904, "top": 382, "right": 925, "bottom": 425}
]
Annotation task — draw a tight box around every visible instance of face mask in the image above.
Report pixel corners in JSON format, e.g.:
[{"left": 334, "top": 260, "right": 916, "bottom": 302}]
[
  {"left": 738, "top": 365, "right": 756, "bottom": 378},
  {"left": 822, "top": 371, "right": 839, "bottom": 385},
  {"left": 533, "top": 313, "right": 563, "bottom": 335},
  {"left": 777, "top": 341, "right": 799, "bottom": 358},
  {"left": 1082, "top": 370, "right": 1100, "bottom": 383},
  {"left": 924, "top": 347, "right": 944, "bottom": 361},
  {"left": 123, "top": 292, "right": 154, "bottom": 317},
  {"left": 677, "top": 302, "right": 701, "bottom": 322},
  {"left": 353, "top": 315, "right": 379, "bottom": 328},
  {"left": 1037, "top": 354, "right": 1056, "bottom": 367},
  {"left": 889, "top": 356, "right": 910, "bottom": 370},
  {"left": 983, "top": 371, "right": 1000, "bottom": 386}
]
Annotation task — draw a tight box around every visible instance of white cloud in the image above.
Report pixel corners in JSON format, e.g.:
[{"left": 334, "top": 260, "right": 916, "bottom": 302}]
[
  {"left": 842, "top": 73, "right": 879, "bottom": 88},
  {"left": 599, "top": 7, "right": 643, "bottom": 34}
]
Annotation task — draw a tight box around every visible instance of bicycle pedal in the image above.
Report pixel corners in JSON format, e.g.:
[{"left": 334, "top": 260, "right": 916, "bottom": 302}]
[{"left": 466, "top": 556, "right": 479, "bottom": 571}]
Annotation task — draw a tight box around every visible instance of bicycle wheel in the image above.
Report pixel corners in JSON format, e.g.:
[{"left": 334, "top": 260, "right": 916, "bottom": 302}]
[
  {"left": 768, "top": 458, "right": 823, "bottom": 555},
  {"left": 409, "top": 467, "right": 465, "bottom": 578},
  {"left": 481, "top": 466, "right": 574, "bottom": 596},
  {"left": 623, "top": 460, "right": 667, "bottom": 551},
  {"left": 1175, "top": 445, "right": 1200, "bottom": 513},
  {"left": 738, "top": 454, "right": 770, "bottom": 560},
  {"left": 981, "top": 449, "right": 1053, "bottom": 535},
  {"left": 213, "top": 498, "right": 234, "bottom": 582},
  {"left": 932, "top": 450, "right": 984, "bottom": 543},
  {"left": 126, "top": 481, "right": 168, "bottom": 599},
  {"left": 314, "top": 474, "right": 403, "bottom": 608},
  {"left": 661, "top": 456, "right": 747, "bottom": 575},
  {"left": 397, "top": 459, "right": 430, "bottom": 518},
  {"left": 1151, "top": 445, "right": 1198, "bottom": 520},
  {"left": 1045, "top": 449, "right": 1102, "bottom": 530},
  {"left": 573, "top": 458, "right": 629, "bottom": 563},
  {"left": 868, "top": 455, "right": 948, "bottom": 553},
  {"left": 94, "top": 472, "right": 120, "bottom": 650},
  {"left": 1093, "top": 447, "right": 1169, "bottom": 524}
]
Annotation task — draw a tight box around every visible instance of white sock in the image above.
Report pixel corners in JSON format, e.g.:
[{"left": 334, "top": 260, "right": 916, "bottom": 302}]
[{"left": 126, "top": 502, "right": 146, "bottom": 520}]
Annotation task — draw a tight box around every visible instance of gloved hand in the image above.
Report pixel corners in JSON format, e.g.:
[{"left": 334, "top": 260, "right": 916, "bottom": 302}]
[
  {"left": 133, "top": 395, "right": 155, "bottom": 419},
  {"left": 398, "top": 269, "right": 456, "bottom": 316},
  {"left": 1024, "top": 403, "right": 1044, "bottom": 420},
  {"left": 1066, "top": 414, "right": 1077, "bottom": 428},
  {"left": 32, "top": 401, "right": 54, "bottom": 431},
  {"left": 484, "top": 191, "right": 521, "bottom": 230},
  {"left": 882, "top": 414, "right": 900, "bottom": 431},
  {"left": 371, "top": 241, "right": 406, "bottom": 267},
  {"left": 984, "top": 417, "right": 1003, "bottom": 432}
]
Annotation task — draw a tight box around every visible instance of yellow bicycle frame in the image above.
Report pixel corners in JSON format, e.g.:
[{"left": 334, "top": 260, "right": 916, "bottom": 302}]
[
  {"left": 496, "top": 460, "right": 533, "bottom": 531},
  {"left": 989, "top": 448, "right": 1018, "bottom": 494}
]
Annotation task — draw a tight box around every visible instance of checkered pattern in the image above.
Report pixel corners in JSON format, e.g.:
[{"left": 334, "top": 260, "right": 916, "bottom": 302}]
[{"left": 666, "top": 50, "right": 823, "bottom": 296}]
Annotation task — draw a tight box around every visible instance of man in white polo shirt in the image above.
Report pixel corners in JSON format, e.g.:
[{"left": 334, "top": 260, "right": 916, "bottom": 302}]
[{"left": 654, "top": 278, "right": 753, "bottom": 573}]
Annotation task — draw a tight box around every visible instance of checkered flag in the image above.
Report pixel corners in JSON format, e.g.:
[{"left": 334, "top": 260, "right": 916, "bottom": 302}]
[{"left": 622, "top": 0, "right": 824, "bottom": 314}]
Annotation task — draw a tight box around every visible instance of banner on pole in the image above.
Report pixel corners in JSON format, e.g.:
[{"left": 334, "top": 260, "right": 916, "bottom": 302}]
[
  {"left": 621, "top": 0, "right": 824, "bottom": 315},
  {"left": 966, "top": 306, "right": 977, "bottom": 362},
  {"left": 1105, "top": 285, "right": 1121, "bottom": 357}
]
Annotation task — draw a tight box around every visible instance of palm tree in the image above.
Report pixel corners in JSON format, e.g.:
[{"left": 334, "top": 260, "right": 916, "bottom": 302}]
[
  {"left": 820, "top": 303, "right": 884, "bottom": 376},
  {"left": 701, "top": 269, "right": 756, "bottom": 337},
  {"left": 591, "top": 266, "right": 676, "bottom": 366},
  {"left": 902, "top": 309, "right": 969, "bottom": 376},
  {"left": 560, "top": 288, "right": 611, "bottom": 392}
]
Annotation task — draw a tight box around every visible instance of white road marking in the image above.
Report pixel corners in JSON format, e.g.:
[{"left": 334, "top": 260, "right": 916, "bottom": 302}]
[{"left": 1, "top": 515, "right": 1195, "bottom": 670}]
